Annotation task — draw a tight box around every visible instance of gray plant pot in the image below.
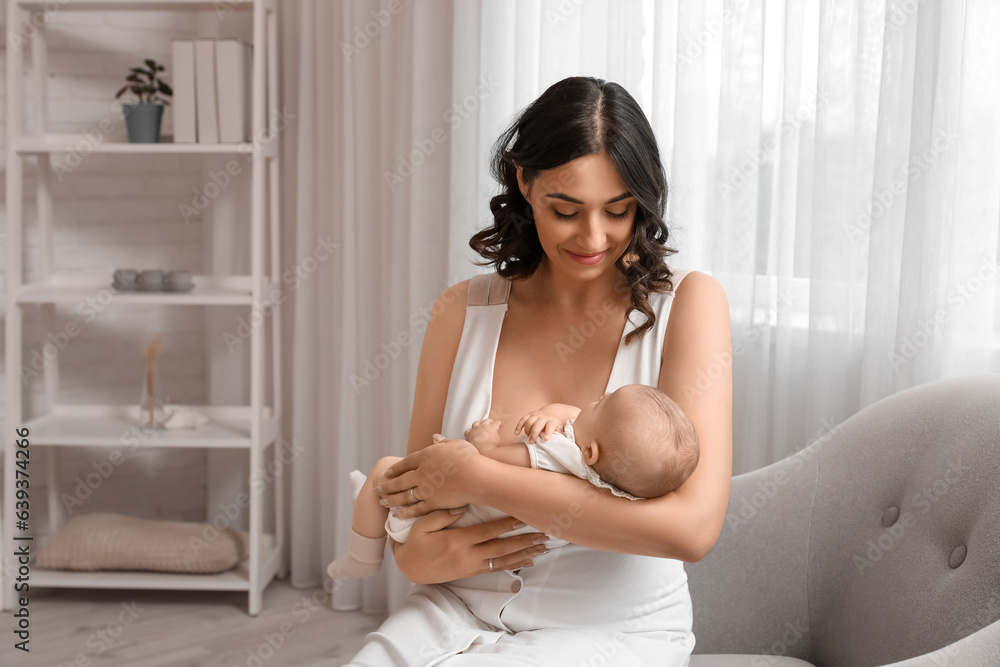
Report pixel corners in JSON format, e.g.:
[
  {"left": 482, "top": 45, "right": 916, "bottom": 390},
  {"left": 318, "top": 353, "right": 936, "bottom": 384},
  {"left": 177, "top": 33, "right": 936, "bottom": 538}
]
[{"left": 122, "top": 103, "right": 164, "bottom": 143}]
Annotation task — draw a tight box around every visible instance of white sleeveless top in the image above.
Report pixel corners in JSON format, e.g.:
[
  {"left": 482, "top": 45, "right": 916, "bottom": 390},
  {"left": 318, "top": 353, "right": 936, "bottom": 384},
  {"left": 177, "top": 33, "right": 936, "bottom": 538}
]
[{"left": 438, "top": 267, "right": 697, "bottom": 641}]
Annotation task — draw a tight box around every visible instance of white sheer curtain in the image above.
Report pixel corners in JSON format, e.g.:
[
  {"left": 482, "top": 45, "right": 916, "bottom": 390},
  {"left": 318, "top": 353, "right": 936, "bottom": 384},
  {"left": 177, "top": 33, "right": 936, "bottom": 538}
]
[
  {"left": 652, "top": 0, "right": 999, "bottom": 474},
  {"left": 278, "top": 0, "right": 1000, "bottom": 614}
]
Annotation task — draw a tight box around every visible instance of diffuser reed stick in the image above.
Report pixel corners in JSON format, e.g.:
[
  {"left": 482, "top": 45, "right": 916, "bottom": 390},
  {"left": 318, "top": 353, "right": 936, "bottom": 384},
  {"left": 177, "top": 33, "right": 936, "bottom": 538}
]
[{"left": 146, "top": 338, "right": 161, "bottom": 428}]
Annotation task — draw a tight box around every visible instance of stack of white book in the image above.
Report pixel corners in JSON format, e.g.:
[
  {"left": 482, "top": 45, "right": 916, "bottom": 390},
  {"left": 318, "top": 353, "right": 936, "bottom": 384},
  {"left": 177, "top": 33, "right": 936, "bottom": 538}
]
[{"left": 172, "top": 38, "right": 252, "bottom": 144}]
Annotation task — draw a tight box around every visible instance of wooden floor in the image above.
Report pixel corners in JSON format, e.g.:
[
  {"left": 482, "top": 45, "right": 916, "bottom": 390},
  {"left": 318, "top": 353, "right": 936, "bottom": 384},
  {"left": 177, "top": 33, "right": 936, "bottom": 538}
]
[{"left": 0, "top": 579, "right": 387, "bottom": 666}]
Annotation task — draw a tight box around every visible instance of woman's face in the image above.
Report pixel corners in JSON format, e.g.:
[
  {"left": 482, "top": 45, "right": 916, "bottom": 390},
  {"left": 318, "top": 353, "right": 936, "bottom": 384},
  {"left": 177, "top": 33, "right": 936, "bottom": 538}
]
[{"left": 518, "top": 152, "right": 635, "bottom": 276}]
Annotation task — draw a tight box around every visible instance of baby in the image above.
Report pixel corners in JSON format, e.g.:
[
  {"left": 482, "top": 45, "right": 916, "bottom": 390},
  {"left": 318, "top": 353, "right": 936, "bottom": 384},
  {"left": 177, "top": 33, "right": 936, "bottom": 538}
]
[{"left": 327, "top": 383, "right": 700, "bottom": 581}]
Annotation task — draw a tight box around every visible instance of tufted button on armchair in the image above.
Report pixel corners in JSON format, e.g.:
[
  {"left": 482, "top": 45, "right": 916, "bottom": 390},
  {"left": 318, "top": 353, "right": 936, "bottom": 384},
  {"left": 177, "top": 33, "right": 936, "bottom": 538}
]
[{"left": 686, "top": 374, "right": 1000, "bottom": 667}]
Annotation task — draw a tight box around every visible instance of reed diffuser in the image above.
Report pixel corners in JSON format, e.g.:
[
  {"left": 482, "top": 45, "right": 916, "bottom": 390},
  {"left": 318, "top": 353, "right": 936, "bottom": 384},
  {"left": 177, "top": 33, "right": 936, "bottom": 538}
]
[{"left": 138, "top": 337, "right": 168, "bottom": 429}]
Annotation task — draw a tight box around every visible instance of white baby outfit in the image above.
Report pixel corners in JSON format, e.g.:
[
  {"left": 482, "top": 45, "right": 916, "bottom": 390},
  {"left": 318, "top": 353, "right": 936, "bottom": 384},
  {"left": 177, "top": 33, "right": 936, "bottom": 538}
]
[
  {"left": 525, "top": 419, "right": 646, "bottom": 501},
  {"left": 348, "top": 268, "right": 697, "bottom": 667},
  {"left": 383, "top": 419, "right": 640, "bottom": 543}
]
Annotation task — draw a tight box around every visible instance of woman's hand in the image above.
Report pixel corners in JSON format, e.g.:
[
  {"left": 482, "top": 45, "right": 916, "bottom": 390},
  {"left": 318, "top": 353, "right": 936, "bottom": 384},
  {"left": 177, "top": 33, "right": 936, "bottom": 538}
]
[
  {"left": 375, "top": 437, "right": 483, "bottom": 517},
  {"left": 392, "top": 510, "right": 550, "bottom": 585}
]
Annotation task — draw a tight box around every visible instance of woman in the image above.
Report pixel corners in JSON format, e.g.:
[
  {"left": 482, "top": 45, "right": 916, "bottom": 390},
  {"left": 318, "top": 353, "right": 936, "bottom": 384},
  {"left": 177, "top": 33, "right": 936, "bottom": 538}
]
[{"left": 348, "top": 76, "right": 732, "bottom": 666}]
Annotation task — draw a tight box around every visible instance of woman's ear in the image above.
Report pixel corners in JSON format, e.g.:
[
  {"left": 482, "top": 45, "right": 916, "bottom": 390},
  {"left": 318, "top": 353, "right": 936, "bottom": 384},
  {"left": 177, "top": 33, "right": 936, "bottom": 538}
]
[
  {"left": 582, "top": 439, "right": 600, "bottom": 466},
  {"left": 516, "top": 166, "right": 529, "bottom": 200}
]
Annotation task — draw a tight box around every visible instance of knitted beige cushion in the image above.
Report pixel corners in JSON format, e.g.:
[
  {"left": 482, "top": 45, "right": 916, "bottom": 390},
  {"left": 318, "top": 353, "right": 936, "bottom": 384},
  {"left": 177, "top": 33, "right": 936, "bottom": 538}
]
[{"left": 33, "top": 512, "right": 251, "bottom": 574}]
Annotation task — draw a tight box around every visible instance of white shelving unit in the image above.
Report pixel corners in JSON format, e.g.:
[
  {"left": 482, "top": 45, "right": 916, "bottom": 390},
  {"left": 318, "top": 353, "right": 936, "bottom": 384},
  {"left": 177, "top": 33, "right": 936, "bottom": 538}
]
[{"left": 2, "top": 0, "right": 283, "bottom": 615}]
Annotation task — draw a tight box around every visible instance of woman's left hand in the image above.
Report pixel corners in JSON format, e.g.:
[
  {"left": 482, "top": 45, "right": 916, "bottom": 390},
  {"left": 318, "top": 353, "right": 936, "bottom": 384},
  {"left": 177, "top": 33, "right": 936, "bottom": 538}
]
[{"left": 375, "top": 436, "right": 482, "bottom": 519}]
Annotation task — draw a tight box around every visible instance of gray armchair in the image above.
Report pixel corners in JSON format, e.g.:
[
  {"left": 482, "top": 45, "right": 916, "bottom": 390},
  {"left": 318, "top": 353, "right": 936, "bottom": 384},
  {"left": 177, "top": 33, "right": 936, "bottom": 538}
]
[{"left": 686, "top": 374, "right": 1000, "bottom": 667}]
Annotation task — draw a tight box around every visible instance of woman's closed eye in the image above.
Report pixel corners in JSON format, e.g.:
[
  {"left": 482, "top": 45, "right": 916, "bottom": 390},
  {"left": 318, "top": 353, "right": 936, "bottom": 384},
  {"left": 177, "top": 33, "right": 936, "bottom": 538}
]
[{"left": 552, "top": 208, "right": 630, "bottom": 221}]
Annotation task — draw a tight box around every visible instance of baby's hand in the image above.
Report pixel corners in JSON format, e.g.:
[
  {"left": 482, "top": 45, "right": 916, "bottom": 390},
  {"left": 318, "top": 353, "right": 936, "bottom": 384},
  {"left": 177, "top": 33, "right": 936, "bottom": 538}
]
[
  {"left": 515, "top": 410, "right": 566, "bottom": 444},
  {"left": 464, "top": 418, "right": 502, "bottom": 451}
]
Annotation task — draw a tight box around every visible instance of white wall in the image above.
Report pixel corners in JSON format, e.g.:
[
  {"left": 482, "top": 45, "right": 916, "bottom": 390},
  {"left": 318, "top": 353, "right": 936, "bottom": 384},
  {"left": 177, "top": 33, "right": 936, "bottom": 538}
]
[{"left": 0, "top": 4, "right": 255, "bottom": 536}]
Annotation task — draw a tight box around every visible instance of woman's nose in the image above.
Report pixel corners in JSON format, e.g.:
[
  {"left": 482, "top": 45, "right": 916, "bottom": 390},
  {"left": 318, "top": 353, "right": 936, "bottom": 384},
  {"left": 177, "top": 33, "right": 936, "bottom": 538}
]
[{"left": 578, "top": 215, "right": 608, "bottom": 250}]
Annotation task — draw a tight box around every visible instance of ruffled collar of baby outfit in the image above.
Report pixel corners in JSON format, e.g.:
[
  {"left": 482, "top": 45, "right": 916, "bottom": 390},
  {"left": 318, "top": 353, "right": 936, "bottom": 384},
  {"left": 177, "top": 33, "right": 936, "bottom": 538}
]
[{"left": 563, "top": 419, "right": 644, "bottom": 501}]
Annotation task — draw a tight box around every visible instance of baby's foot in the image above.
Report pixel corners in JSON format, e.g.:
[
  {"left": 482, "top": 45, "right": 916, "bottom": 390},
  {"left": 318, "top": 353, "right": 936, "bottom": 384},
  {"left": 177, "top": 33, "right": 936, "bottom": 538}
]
[
  {"left": 327, "top": 554, "right": 382, "bottom": 581},
  {"left": 327, "top": 530, "right": 387, "bottom": 581}
]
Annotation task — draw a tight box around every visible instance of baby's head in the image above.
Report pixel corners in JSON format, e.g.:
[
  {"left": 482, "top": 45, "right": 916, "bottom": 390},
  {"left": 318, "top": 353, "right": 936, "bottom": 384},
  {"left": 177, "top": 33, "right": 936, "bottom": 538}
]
[{"left": 571, "top": 384, "right": 700, "bottom": 498}]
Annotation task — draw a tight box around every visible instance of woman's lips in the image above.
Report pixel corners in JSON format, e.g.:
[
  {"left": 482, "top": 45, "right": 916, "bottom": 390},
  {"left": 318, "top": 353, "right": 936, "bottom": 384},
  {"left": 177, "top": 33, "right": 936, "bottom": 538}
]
[{"left": 565, "top": 249, "right": 608, "bottom": 265}]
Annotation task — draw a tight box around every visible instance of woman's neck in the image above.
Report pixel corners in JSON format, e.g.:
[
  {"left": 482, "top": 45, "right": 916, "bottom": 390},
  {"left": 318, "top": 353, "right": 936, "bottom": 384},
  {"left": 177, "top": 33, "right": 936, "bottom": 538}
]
[{"left": 520, "top": 260, "right": 629, "bottom": 314}]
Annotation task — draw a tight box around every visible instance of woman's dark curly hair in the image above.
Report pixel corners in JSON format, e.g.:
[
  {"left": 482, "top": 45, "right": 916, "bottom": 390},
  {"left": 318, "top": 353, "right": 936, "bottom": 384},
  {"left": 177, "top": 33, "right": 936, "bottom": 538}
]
[{"left": 470, "top": 76, "right": 678, "bottom": 346}]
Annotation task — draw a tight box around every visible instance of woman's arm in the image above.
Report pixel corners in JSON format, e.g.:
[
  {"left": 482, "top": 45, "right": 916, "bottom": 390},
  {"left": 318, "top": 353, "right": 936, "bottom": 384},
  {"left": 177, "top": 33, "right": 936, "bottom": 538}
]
[
  {"left": 402, "top": 281, "right": 468, "bottom": 457},
  {"left": 384, "top": 272, "right": 732, "bottom": 562},
  {"left": 390, "top": 281, "right": 549, "bottom": 582}
]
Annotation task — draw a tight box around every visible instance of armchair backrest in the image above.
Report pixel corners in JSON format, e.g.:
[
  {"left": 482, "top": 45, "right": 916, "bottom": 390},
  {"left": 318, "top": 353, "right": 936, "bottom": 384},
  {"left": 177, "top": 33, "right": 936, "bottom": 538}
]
[{"left": 687, "top": 375, "right": 1000, "bottom": 667}]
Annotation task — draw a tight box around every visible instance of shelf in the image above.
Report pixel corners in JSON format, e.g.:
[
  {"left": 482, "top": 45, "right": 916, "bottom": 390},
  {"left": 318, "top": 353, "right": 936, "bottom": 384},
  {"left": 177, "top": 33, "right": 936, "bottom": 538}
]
[
  {"left": 18, "top": 0, "right": 254, "bottom": 11},
  {"left": 23, "top": 405, "right": 279, "bottom": 449},
  {"left": 15, "top": 274, "right": 260, "bottom": 306},
  {"left": 5, "top": 0, "right": 284, "bottom": 617},
  {"left": 32, "top": 534, "right": 280, "bottom": 592},
  {"left": 16, "top": 135, "right": 256, "bottom": 155}
]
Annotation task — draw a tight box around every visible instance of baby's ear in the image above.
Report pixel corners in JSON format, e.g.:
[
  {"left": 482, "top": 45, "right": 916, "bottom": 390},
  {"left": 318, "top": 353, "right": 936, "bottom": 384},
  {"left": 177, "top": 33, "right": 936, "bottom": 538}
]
[{"left": 582, "top": 440, "right": 600, "bottom": 466}]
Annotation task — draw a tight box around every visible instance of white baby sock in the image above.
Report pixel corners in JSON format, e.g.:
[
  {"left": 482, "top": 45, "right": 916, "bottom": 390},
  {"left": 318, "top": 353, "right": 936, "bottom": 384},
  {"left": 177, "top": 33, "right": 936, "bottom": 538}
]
[{"left": 327, "top": 529, "right": 387, "bottom": 581}]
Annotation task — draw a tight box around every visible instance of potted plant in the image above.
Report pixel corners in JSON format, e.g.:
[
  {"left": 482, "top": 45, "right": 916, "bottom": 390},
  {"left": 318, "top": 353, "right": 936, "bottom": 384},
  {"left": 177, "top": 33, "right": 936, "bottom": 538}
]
[{"left": 115, "top": 58, "right": 173, "bottom": 143}]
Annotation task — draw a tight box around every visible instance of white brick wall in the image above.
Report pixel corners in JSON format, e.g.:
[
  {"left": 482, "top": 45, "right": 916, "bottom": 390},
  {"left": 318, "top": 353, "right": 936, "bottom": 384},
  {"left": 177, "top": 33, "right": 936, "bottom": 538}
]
[{"left": 0, "top": 4, "right": 256, "bottom": 534}]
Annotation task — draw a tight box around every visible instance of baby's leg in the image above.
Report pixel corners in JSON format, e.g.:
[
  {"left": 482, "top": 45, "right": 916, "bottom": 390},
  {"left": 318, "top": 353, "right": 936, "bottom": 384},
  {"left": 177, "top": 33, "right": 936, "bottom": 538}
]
[
  {"left": 353, "top": 456, "right": 400, "bottom": 537},
  {"left": 327, "top": 456, "right": 401, "bottom": 581}
]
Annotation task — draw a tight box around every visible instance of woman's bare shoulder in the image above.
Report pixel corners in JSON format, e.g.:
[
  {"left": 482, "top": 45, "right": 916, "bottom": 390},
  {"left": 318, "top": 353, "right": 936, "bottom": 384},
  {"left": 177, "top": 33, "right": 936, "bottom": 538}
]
[
  {"left": 662, "top": 270, "right": 730, "bottom": 358},
  {"left": 671, "top": 270, "right": 728, "bottom": 308},
  {"left": 430, "top": 279, "right": 471, "bottom": 333}
]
